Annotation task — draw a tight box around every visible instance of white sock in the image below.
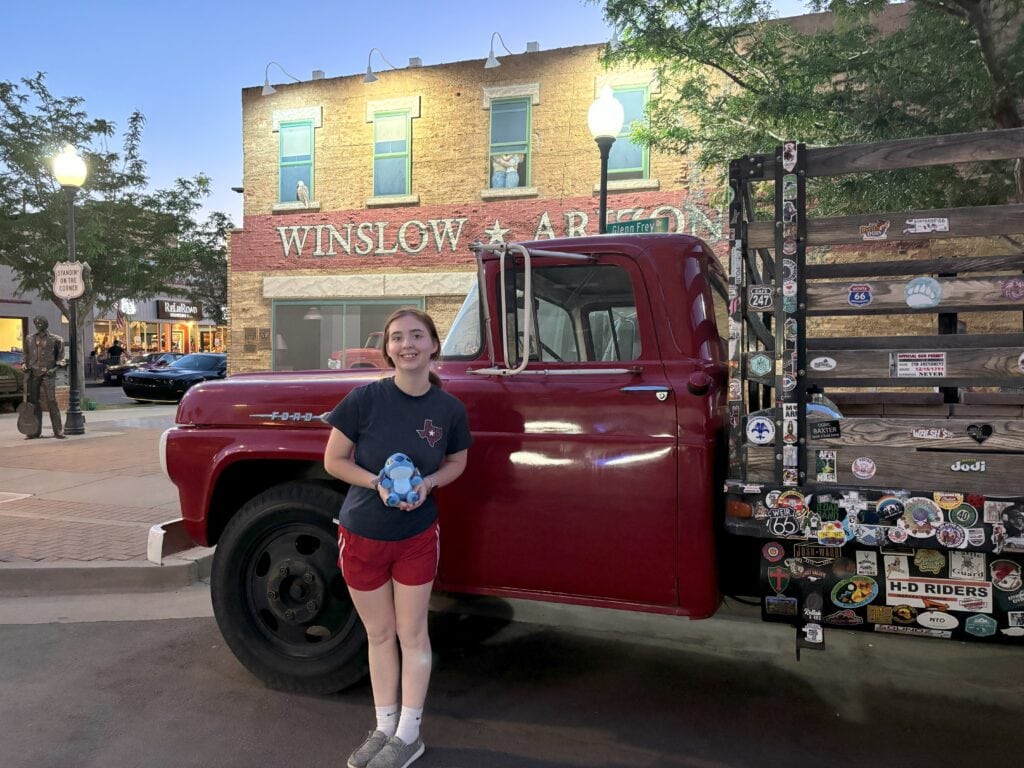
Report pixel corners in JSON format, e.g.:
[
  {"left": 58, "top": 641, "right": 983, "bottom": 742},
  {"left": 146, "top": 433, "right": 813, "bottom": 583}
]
[
  {"left": 375, "top": 704, "right": 399, "bottom": 737},
  {"left": 394, "top": 706, "right": 423, "bottom": 745}
]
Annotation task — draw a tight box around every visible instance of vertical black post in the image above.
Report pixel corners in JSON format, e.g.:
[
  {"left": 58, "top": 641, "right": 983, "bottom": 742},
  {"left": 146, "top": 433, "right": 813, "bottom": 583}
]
[
  {"left": 596, "top": 136, "right": 614, "bottom": 234},
  {"left": 64, "top": 187, "right": 85, "bottom": 435}
]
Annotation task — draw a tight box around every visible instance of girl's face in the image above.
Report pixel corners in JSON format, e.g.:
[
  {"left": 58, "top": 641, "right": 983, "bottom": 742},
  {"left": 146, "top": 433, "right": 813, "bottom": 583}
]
[{"left": 386, "top": 315, "right": 438, "bottom": 373}]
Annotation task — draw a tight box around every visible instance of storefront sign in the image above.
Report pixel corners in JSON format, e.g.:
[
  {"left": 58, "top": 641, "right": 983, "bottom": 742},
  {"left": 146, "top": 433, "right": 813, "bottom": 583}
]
[
  {"left": 157, "top": 300, "right": 201, "bottom": 320},
  {"left": 233, "top": 190, "right": 722, "bottom": 268}
]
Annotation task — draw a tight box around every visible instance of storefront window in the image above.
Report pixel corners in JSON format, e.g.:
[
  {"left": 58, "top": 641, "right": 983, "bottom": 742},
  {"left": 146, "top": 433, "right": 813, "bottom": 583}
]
[{"left": 272, "top": 300, "right": 421, "bottom": 372}]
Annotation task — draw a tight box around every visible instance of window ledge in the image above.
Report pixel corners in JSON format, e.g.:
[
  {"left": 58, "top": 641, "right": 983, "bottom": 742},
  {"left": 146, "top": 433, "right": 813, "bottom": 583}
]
[
  {"left": 480, "top": 186, "right": 539, "bottom": 201},
  {"left": 592, "top": 178, "right": 660, "bottom": 193},
  {"left": 366, "top": 194, "right": 420, "bottom": 208},
  {"left": 272, "top": 201, "right": 321, "bottom": 213}
]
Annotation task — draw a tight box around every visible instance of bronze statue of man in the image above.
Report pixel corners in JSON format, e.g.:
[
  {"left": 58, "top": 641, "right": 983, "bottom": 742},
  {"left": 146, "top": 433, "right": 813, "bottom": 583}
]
[{"left": 22, "top": 315, "right": 65, "bottom": 439}]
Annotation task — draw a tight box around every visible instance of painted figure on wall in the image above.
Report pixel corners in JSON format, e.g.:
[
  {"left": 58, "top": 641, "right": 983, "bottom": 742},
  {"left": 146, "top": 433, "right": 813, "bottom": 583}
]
[
  {"left": 490, "top": 153, "right": 522, "bottom": 189},
  {"left": 22, "top": 315, "right": 65, "bottom": 439}
]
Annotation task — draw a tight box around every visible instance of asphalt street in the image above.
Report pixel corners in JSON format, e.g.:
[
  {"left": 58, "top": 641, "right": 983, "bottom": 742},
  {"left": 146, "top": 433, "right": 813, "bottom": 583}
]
[{"left": 0, "top": 587, "right": 1020, "bottom": 768}]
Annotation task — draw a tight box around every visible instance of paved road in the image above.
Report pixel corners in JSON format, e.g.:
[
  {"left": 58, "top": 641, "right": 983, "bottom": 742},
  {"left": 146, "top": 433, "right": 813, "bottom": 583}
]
[{"left": 0, "top": 588, "right": 1020, "bottom": 768}]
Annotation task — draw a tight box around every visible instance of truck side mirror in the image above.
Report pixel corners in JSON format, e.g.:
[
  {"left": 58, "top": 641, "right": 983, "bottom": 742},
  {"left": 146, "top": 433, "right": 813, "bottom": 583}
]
[{"left": 686, "top": 371, "right": 713, "bottom": 396}]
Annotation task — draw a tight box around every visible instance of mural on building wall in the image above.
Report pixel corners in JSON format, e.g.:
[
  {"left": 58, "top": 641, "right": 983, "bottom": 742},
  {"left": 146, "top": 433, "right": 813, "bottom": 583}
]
[{"left": 231, "top": 189, "right": 724, "bottom": 271}]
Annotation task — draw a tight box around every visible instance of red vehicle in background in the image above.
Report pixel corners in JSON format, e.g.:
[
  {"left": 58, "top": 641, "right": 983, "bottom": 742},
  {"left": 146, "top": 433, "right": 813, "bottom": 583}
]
[{"left": 326, "top": 331, "right": 385, "bottom": 370}]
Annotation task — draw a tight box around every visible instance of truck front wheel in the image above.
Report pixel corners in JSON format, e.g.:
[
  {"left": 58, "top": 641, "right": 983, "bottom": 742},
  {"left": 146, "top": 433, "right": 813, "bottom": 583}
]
[{"left": 211, "top": 482, "right": 368, "bottom": 693}]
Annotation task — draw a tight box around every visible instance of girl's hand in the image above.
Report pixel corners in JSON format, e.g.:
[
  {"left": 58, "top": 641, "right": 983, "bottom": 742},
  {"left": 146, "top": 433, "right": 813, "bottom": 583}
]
[{"left": 397, "top": 480, "right": 429, "bottom": 512}]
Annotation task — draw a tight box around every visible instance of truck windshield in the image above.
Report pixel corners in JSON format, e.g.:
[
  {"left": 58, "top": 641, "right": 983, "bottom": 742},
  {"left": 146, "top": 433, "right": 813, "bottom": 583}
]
[{"left": 440, "top": 282, "right": 481, "bottom": 358}]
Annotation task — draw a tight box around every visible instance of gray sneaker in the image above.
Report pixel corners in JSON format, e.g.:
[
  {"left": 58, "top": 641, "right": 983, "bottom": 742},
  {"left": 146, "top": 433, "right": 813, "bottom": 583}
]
[
  {"left": 365, "top": 736, "right": 425, "bottom": 768},
  {"left": 347, "top": 730, "right": 389, "bottom": 768}
]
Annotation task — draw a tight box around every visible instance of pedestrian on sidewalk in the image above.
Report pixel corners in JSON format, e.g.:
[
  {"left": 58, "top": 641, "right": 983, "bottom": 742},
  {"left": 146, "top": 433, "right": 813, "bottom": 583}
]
[
  {"left": 323, "top": 308, "right": 471, "bottom": 768},
  {"left": 21, "top": 315, "right": 65, "bottom": 439}
]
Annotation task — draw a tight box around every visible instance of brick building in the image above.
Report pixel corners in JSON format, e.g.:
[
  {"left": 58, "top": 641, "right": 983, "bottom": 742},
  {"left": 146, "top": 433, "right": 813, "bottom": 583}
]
[{"left": 229, "top": 43, "right": 724, "bottom": 373}]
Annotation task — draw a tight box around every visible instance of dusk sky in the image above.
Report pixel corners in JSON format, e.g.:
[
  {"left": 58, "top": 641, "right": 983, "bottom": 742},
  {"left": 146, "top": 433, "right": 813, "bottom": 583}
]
[{"left": 1, "top": 0, "right": 810, "bottom": 225}]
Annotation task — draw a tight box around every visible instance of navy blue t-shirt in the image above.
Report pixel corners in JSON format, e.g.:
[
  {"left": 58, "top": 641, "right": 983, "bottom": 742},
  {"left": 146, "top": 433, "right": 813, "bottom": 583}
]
[{"left": 327, "top": 377, "right": 472, "bottom": 541}]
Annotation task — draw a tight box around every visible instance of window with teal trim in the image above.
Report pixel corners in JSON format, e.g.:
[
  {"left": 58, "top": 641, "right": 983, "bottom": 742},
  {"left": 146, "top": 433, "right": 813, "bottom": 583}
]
[
  {"left": 279, "top": 121, "right": 313, "bottom": 203},
  {"left": 608, "top": 86, "right": 648, "bottom": 181},
  {"left": 373, "top": 111, "right": 411, "bottom": 196},
  {"left": 488, "top": 97, "right": 529, "bottom": 189}
]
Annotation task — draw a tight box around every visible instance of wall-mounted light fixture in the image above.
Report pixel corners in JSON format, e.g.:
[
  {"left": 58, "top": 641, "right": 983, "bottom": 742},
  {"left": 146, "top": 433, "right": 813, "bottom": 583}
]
[
  {"left": 364, "top": 48, "right": 399, "bottom": 83},
  {"left": 262, "top": 61, "right": 301, "bottom": 96},
  {"left": 484, "top": 32, "right": 516, "bottom": 69}
]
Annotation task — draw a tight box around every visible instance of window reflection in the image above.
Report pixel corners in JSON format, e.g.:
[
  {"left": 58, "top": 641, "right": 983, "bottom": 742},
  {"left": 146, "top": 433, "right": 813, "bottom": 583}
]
[{"left": 272, "top": 301, "right": 418, "bottom": 372}]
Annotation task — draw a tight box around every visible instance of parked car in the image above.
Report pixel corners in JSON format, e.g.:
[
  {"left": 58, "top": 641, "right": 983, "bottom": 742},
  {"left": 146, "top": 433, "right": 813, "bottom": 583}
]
[
  {"left": 122, "top": 353, "right": 226, "bottom": 402},
  {"left": 103, "top": 352, "right": 183, "bottom": 385},
  {"left": 327, "top": 331, "right": 385, "bottom": 369},
  {"left": 0, "top": 351, "right": 24, "bottom": 366}
]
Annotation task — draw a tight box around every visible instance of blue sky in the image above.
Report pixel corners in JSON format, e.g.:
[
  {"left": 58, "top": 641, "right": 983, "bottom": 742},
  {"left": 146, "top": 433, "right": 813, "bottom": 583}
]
[{"left": 0, "top": 0, "right": 810, "bottom": 224}]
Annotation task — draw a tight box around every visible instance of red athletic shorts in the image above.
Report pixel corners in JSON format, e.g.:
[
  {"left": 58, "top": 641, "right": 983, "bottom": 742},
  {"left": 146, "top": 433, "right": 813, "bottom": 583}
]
[{"left": 338, "top": 521, "right": 440, "bottom": 591}]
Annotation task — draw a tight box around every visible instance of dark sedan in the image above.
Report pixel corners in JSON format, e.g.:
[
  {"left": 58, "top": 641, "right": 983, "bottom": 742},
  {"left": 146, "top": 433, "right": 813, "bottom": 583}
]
[
  {"left": 122, "top": 353, "right": 226, "bottom": 402},
  {"left": 104, "top": 352, "right": 183, "bottom": 385}
]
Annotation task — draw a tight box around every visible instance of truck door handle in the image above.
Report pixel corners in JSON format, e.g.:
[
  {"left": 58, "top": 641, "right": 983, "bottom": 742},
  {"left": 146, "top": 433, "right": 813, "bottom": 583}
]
[{"left": 621, "top": 385, "right": 671, "bottom": 401}]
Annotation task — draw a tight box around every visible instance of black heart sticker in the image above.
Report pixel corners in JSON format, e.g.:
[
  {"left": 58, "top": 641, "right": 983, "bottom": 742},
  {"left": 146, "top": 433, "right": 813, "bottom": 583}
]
[{"left": 967, "top": 424, "right": 993, "bottom": 444}]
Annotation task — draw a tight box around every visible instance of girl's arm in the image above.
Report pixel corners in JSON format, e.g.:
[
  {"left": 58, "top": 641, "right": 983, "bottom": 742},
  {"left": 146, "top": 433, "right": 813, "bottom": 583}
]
[
  {"left": 324, "top": 428, "right": 381, "bottom": 491},
  {"left": 423, "top": 449, "right": 468, "bottom": 494}
]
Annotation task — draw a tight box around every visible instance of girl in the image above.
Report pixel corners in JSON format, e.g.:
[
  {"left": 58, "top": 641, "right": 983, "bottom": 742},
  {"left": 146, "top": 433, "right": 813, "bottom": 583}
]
[{"left": 324, "top": 308, "right": 471, "bottom": 768}]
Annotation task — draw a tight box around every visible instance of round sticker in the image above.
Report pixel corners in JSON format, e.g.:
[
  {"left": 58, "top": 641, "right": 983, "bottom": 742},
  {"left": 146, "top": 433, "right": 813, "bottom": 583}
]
[
  {"left": 876, "top": 495, "right": 905, "bottom": 521},
  {"left": 947, "top": 502, "right": 978, "bottom": 527},
  {"left": 933, "top": 492, "right": 964, "bottom": 511},
  {"left": 936, "top": 523, "right": 966, "bottom": 548},
  {"left": 762, "top": 542, "right": 785, "bottom": 563},
  {"left": 902, "top": 497, "right": 943, "bottom": 537},
  {"left": 831, "top": 576, "right": 879, "bottom": 609},
  {"left": 905, "top": 276, "right": 943, "bottom": 309},
  {"left": 887, "top": 525, "right": 909, "bottom": 544},
  {"left": 809, "top": 357, "right": 837, "bottom": 371},
  {"left": 892, "top": 604, "right": 918, "bottom": 624},
  {"left": 746, "top": 416, "right": 775, "bottom": 445},
  {"left": 851, "top": 457, "right": 876, "bottom": 479},
  {"left": 991, "top": 559, "right": 1023, "bottom": 592}
]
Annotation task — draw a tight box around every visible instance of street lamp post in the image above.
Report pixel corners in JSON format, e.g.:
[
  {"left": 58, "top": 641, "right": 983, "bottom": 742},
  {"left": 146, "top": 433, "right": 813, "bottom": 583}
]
[
  {"left": 53, "top": 145, "right": 88, "bottom": 435},
  {"left": 587, "top": 86, "right": 625, "bottom": 234}
]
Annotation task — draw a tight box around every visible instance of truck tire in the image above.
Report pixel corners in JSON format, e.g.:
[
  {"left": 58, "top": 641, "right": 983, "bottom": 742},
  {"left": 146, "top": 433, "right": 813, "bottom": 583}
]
[{"left": 210, "top": 481, "right": 368, "bottom": 693}]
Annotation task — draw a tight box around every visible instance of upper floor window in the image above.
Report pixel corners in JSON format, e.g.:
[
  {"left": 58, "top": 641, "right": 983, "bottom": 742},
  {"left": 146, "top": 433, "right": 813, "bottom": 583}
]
[
  {"left": 373, "top": 111, "right": 411, "bottom": 197},
  {"left": 279, "top": 120, "right": 313, "bottom": 204},
  {"left": 489, "top": 97, "right": 530, "bottom": 189},
  {"left": 608, "top": 86, "right": 648, "bottom": 181}
]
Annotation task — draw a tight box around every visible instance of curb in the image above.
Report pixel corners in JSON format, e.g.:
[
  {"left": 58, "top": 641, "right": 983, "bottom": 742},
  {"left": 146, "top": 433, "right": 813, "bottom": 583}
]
[{"left": 0, "top": 546, "right": 214, "bottom": 597}]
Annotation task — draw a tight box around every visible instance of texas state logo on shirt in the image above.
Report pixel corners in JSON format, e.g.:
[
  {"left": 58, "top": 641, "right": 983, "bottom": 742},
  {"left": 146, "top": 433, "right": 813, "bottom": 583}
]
[{"left": 417, "top": 419, "right": 443, "bottom": 447}]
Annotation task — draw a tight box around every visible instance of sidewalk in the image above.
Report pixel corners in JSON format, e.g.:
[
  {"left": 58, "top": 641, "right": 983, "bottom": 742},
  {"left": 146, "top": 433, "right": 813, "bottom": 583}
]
[{"left": 0, "top": 406, "right": 212, "bottom": 595}]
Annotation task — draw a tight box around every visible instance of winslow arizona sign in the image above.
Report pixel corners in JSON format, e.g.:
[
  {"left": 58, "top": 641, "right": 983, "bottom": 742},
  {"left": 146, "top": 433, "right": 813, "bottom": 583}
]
[{"left": 230, "top": 189, "right": 725, "bottom": 271}]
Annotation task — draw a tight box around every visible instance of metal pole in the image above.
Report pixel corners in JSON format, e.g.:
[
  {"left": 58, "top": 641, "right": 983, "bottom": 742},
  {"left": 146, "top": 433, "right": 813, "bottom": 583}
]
[
  {"left": 595, "top": 136, "right": 615, "bottom": 234},
  {"left": 64, "top": 187, "right": 85, "bottom": 435}
]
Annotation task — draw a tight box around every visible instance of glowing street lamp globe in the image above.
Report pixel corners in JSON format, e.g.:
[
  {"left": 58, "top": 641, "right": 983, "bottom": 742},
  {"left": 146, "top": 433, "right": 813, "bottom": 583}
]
[
  {"left": 53, "top": 145, "right": 88, "bottom": 188},
  {"left": 587, "top": 86, "right": 625, "bottom": 140}
]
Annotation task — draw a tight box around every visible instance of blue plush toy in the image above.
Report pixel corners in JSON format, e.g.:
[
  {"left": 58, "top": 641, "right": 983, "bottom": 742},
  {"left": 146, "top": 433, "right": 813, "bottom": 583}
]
[{"left": 378, "top": 452, "right": 423, "bottom": 508}]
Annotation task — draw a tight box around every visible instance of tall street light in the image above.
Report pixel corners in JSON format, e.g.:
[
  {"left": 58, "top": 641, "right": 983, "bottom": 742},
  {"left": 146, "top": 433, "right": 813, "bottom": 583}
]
[
  {"left": 52, "top": 145, "right": 87, "bottom": 435},
  {"left": 587, "top": 86, "right": 625, "bottom": 234}
]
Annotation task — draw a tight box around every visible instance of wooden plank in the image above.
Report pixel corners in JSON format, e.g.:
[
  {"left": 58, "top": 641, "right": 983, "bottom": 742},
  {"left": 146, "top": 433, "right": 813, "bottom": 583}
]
[
  {"left": 748, "top": 204, "right": 1024, "bottom": 248},
  {"left": 745, "top": 444, "right": 1024, "bottom": 496},
  {"left": 829, "top": 392, "right": 944, "bottom": 405},
  {"left": 808, "top": 417, "right": 1024, "bottom": 451},
  {"left": 760, "top": 128, "right": 1024, "bottom": 180},
  {"left": 808, "top": 333, "right": 1024, "bottom": 351},
  {"left": 805, "top": 254, "right": 1024, "bottom": 280},
  {"left": 807, "top": 275, "right": 1024, "bottom": 316},
  {"left": 807, "top": 347, "right": 1024, "bottom": 381}
]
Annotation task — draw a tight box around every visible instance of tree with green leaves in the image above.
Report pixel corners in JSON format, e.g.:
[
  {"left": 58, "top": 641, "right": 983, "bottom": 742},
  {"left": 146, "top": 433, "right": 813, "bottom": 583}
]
[
  {"left": 0, "top": 73, "right": 231, "bottom": 394},
  {"left": 597, "top": 0, "right": 1024, "bottom": 212}
]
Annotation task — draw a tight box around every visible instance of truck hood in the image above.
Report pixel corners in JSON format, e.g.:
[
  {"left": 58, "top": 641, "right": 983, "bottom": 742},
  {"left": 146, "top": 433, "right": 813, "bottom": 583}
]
[{"left": 176, "top": 369, "right": 386, "bottom": 427}]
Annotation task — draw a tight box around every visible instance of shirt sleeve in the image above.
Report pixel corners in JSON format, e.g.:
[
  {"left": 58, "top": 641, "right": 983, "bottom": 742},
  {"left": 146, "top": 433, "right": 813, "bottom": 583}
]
[
  {"left": 326, "top": 386, "right": 363, "bottom": 443},
  {"left": 446, "top": 400, "right": 473, "bottom": 455}
]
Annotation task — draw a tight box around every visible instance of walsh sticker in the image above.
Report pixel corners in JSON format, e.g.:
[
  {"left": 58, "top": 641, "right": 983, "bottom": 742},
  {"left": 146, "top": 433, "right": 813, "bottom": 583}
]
[
  {"left": 884, "top": 576, "right": 993, "bottom": 613},
  {"left": 892, "top": 351, "right": 947, "bottom": 378}
]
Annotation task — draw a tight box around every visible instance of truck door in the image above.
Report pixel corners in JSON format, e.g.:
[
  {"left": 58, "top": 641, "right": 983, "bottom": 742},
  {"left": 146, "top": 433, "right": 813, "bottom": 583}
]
[{"left": 440, "top": 255, "right": 680, "bottom": 607}]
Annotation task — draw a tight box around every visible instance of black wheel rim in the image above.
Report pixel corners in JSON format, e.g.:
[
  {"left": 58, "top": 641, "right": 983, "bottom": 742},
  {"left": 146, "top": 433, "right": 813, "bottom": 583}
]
[{"left": 242, "top": 518, "right": 359, "bottom": 659}]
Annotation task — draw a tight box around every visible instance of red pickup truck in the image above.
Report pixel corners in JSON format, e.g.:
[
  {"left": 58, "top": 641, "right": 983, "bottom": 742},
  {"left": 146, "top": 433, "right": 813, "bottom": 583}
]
[{"left": 162, "top": 132, "right": 1024, "bottom": 693}]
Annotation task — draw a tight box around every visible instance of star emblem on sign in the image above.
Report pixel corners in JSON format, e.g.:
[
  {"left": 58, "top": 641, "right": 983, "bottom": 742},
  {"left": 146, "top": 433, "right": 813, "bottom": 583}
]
[{"left": 417, "top": 419, "right": 443, "bottom": 447}]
